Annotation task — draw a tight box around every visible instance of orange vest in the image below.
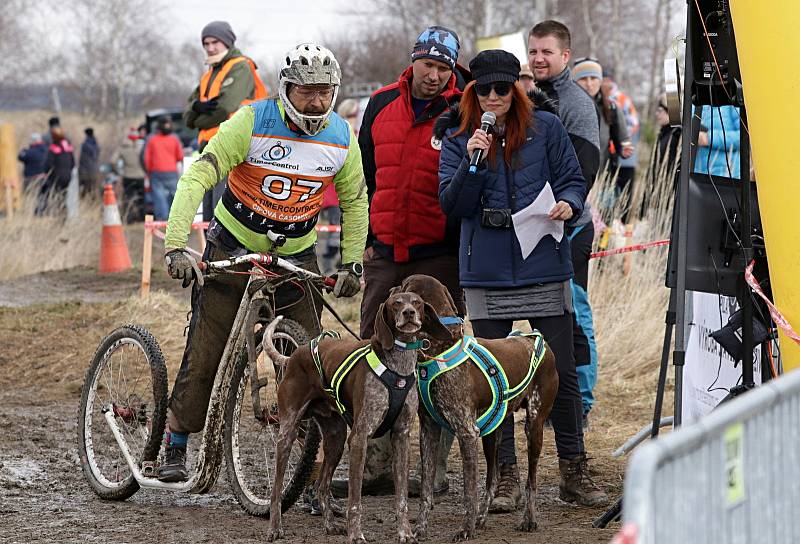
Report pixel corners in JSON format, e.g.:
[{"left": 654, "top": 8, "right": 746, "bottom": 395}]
[{"left": 197, "top": 56, "right": 268, "bottom": 145}]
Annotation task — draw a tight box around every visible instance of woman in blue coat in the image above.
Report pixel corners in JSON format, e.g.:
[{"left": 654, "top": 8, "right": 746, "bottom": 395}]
[{"left": 439, "top": 49, "right": 606, "bottom": 508}]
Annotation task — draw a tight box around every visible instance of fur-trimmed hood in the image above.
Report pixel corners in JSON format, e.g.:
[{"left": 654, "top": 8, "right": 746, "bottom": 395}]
[{"left": 433, "top": 87, "right": 559, "bottom": 140}]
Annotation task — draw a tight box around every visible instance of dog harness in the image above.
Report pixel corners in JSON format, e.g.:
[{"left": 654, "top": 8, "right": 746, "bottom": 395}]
[
  {"left": 417, "top": 331, "right": 546, "bottom": 437},
  {"left": 309, "top": 331, "right": 416, "bottom": 438}
]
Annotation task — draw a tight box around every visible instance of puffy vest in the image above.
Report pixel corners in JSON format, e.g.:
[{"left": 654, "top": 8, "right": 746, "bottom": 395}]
[
  {"left": 197, "top": 56, "right": 268, "bottom": 145},
  {"left": 220, "top": 99, "right": 351, "bottom": 237},
  {"left": 368, "top": 67, "right": 461, "bottom": 262}
]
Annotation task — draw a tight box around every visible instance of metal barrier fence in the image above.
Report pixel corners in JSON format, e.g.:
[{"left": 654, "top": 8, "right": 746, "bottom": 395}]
[{"left": 621, "top": 369, "right": 800, "bottom": 544}]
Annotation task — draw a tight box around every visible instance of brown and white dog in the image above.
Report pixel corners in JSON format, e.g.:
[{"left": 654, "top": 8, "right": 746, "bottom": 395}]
[
  {"left": 399, "top": 275, "right": 559, "bottom": 541},
  {"left": 265, "top": 291, "right": 451, "bottom": 544}
]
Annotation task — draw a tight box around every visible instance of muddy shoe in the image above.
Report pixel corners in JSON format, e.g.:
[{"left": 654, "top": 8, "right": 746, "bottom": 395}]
[
  {"left": 408, "top": 471, "right": 449, "bottom": 497},
  {"left": 559, "top": 453, "right": 608, "bottom": 506},
  {"left": 157, "top": 444, "right": 188, "bottom": 482},
  {"left": 299, "top": 486, "right": 344, "bottom": 517},
  {"left": 488, "top": 463, "right": 521, "bottom": 513},
  {"left": 330, "top": 471, "right": 395, "bottom": 498}
]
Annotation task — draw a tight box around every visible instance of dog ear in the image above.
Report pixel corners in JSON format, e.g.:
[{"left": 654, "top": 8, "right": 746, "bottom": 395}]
[
  {"left": 373, "top": 302, "right": 395, "bottom": 351},
  {"left": 442, "top": 287, "right": 459, "bottom": 314},
  {"left": 388, "top": 285, "right": 402, "bottom": 297},
  {"left": 422, "top": 302, "right": 453, "bottom": 341}
]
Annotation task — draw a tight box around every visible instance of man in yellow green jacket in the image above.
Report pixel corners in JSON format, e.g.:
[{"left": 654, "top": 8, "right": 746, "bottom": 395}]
[{"left": 159, "top": 43, "right": 368, "bottom": 483}]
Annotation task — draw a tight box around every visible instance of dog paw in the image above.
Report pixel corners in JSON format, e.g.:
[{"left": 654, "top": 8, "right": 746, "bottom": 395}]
[
  {"left": 451, "top": 528, "right": 475, "bottom": 542},
  {"left": 347, "top": 536, "right": 367, "bottom": 544},
  {"left": 266, "top": 527, "right": 284, "bottom": 542},
  {"left": 516, "top": 518, "right": 538, "bottom": 532},
  {"left": 398, "top": 533, "right": 418, "bottom": 544}
]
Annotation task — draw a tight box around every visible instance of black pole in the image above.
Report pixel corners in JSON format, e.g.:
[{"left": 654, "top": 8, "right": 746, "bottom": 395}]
[
  {"left": 738, "top": 105, "right": 755, "bottom": 390},
  {"left": 672, "top": 4, "right": 696, "bottom": 427},
  {"left": 651, "top": 288, "right": 677, "bottom": 438}
]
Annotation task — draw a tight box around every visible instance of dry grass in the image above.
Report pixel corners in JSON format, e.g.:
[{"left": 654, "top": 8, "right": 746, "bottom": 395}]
[
  {"left": 588, "top": 151, "right": 679, "bottom": 393},
  {"left": 0, "top": 191, "right": 103, "bottom": 280},
  {"left": 0, "top": 292, "right": 187, "bottom": 395},
  {"left": 0, "top": 109, "right": 137, "bottom": 164}
]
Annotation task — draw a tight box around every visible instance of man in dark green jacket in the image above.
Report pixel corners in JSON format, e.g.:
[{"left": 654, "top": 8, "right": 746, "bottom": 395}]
[{"left": 184, "top": 20, "right": 267, "bottom": 219}]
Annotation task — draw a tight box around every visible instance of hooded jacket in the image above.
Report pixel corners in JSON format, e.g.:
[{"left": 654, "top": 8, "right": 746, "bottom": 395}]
[
  {"left": 359, "top": 64, "right": 469, "bottom": 262},
  {"left": 438, "top": 103, "right": 586, "bottom": 287}
]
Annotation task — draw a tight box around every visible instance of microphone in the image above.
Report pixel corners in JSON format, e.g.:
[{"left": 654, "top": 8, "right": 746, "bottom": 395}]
[{"left": 469, "top": 111, "right": 496, "bottom": 173}]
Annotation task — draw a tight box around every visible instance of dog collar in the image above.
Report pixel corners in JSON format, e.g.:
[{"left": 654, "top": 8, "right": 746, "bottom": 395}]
[
  {"left": 438, "top": 316, "right": 464, "bottom": 325},
  {"left": 394, "top": 338, "right": 430, "bottom": 350}
]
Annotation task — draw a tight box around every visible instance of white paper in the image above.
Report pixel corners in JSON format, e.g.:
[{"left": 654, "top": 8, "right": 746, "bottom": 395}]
[{"left": 511, "top": 182, "right": 564, "bottom": 259}]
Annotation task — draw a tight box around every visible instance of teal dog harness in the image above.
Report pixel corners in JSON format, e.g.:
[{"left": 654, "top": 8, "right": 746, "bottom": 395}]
[
  {"left": 309, "top": 331, "right": 416, "bottom": 438},
  {"left": 417, "top": 331, "right": 546, "bottom": 437}
]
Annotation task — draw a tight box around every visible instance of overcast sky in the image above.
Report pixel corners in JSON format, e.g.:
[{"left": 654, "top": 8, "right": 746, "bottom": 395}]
[{"left": 169, "top": 0, "right": 363, "bottom": 68}]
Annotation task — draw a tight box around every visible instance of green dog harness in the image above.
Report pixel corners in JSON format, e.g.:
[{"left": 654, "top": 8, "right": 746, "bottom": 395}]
[
  {"left": 309, "top": 331, "right": 416, "bottom": 438},
  {"left": 417, "top": 331, "right": 546, "bottom": 437}
]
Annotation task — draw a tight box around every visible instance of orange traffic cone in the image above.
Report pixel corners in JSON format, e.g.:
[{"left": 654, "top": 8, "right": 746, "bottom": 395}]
[{"left": 99, "top": 183, "right": 132, "bottom": 273}]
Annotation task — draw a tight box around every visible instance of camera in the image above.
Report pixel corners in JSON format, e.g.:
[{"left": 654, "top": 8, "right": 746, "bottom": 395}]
[{"left": 481, "top": 208, "right": 513, "bottom": 229}]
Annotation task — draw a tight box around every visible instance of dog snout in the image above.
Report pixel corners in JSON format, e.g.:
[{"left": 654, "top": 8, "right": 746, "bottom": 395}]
[{"left": 395, "top": 304, "right": 422, "bottom": 331}]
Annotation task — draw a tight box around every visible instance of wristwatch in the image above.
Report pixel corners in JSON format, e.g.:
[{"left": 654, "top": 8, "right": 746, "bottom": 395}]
[{"left": 340, "top": 262, "right": 364, "bottom": 278}]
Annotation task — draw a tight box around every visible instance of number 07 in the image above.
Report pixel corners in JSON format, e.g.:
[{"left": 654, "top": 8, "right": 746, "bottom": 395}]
[{"left": 261, "top": 175, "right": 324, "bottom": 202}]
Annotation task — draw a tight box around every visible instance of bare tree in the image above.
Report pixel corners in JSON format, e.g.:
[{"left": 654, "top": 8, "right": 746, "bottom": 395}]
[
  {"left": 54, "top": 0, "right": 195, "bottom": 119},
  {"left": 0, "top": 0, "right": 46, "bottom": 106},
  {"left": 642, "top": 0, "right": 674, "bottom": 120},
  {"left": 580, "top": 0, "right": 599, "bottom": 56}
]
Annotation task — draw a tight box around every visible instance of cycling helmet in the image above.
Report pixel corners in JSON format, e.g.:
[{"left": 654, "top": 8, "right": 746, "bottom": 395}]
[{"left": 279, "top": 43, "right": 341, "bottom": 136}]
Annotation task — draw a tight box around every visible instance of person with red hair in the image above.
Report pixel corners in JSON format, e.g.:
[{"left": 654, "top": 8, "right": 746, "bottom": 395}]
[{"left": 439, "top": 48, "right": 606, "bottom": 510}]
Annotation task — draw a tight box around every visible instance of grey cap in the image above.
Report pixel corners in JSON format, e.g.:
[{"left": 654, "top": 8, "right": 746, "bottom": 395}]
[{"left": 201, "top": 21, "right": 236, "bottom": 48}]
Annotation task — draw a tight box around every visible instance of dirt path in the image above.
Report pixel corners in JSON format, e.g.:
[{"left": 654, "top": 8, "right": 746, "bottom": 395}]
[
  {"left": 0, "top": 267, "right": 640, "bottom": 544},
  {"left": 0, "top": 266, "right": 183, "bottom": 308},
  {"left": 0, "top": 388, "right": 617, "bottom": 544}
]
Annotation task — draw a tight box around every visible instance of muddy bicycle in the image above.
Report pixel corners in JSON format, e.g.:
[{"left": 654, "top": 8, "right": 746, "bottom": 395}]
[{"left": 78, "top": 238, "right": 343, "bottom": 516}]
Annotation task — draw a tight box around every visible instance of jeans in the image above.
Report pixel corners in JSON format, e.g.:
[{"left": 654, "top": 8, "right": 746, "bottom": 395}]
[
  {"left": 150, "top": 171, "right": 179, "bottom": 220},
  {"left": 567, "top": 223, "right": 599, "bottom": 416}
]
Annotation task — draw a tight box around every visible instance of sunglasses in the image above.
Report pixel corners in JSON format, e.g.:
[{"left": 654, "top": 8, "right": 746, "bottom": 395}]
[{"left": 475, "top": 81, "right": 512, "bottom": 97}]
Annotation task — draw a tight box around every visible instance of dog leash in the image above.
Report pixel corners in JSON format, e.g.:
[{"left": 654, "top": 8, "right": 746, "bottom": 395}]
[{"left": 308, "top": 281, "right": 361, "bottom": 340}]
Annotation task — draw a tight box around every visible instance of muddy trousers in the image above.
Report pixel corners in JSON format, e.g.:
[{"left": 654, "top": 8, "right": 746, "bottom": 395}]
[
  {"left": 168, "top": 240, "right": 323, "bottom": 434},
  {"left": 472, "top": 314, "right": 585, "bottom": 464},
  {"left": 357, "top": 250, "right": 465, "bottom": 475}
]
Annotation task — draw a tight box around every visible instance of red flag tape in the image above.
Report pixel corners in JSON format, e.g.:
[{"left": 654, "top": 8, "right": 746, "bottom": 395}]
[{"left": 745, "top": 260, "right": 800, "bottom": 346}]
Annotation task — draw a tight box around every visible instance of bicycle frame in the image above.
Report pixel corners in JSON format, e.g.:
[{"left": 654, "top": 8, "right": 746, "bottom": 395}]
[{"left": 102, "top": 252, "right": 331, "bottom": 493}]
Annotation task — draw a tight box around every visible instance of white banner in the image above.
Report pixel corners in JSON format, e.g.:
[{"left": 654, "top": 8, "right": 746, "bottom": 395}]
[{"left": 682, "top": 291, "right": 762, "bottom": 424}]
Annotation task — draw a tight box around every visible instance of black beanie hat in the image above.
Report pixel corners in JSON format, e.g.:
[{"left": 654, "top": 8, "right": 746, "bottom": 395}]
[
  {"left": 48, "top": 116, "right": 60, "bottom": 128},
  {"left": 201, "top": 21, "right": 236, "bottom": 48},
  {"left": 469, "top": 49, "right": 521, "bottom": 85}
]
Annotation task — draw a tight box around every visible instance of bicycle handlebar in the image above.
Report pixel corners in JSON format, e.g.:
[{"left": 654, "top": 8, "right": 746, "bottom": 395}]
[{"left": 198, "top": 253, "right": 336, "bottom": 288}]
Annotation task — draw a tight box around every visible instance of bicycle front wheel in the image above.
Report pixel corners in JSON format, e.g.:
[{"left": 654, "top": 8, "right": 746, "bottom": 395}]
[
  {"left": 78, "top": 325, "right": 168, "bottom": 500},
  {"left": 224, "top": 318, "right": 321, "bottom": 517}
]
